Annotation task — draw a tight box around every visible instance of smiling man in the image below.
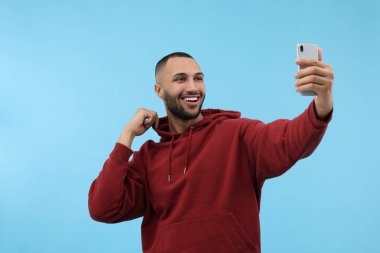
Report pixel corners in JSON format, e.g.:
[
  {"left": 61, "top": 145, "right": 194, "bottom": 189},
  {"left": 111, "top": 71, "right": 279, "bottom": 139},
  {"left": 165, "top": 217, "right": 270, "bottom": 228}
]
[{"left": 88, "top": 51, "right": 334, "bottom": 252}]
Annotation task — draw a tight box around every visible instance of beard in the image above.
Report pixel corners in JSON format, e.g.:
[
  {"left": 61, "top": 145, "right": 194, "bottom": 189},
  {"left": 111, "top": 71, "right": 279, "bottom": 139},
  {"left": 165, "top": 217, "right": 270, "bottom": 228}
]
[{"left": 163, "top": 90, "right": 205, "bottom": 120}]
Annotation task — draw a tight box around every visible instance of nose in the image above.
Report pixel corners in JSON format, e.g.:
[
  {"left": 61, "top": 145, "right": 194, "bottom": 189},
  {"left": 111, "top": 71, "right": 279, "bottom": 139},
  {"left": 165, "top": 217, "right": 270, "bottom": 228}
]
[{"left": 184, "top": 79, "right": 198, "bottom": 93}]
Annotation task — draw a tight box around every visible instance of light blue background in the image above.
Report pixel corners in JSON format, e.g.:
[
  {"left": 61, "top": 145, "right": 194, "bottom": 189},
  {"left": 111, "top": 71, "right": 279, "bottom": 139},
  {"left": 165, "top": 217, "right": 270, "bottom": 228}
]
[{"left": 1, "top": 1, "right": 379, "bottom": 252}]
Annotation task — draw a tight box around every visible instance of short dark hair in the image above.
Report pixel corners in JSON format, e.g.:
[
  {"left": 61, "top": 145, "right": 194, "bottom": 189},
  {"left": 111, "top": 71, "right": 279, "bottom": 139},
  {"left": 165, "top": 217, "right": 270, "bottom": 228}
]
[{"left": 155, "top": 52, "right": 194, "bottom": 80}]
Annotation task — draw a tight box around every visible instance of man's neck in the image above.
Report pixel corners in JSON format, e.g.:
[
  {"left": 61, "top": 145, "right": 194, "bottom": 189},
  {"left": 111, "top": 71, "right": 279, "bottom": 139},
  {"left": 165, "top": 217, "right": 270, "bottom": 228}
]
[{"left": 167, "top": 113, "right": 204, "bottom": 134}]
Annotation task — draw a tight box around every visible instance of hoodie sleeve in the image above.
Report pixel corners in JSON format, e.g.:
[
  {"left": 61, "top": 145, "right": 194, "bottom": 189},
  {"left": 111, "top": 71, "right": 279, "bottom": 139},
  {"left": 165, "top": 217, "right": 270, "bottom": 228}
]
[
  {"left": 88, "top": 142, "right": 146, "bottom": 223},
  {"left": 240, "top": 101, "right": 332, "bottom": 186}
]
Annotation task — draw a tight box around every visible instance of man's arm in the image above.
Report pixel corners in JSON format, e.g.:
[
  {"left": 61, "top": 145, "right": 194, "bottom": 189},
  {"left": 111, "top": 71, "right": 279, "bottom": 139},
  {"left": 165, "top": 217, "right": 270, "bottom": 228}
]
[
  {"left": 88, "top": 142, "right": 146, "bottom": 223},
  {"left": 88, "top": 108, "right": 159, "bottom": 223},
  {"left": 240, "top": 101, "right": 332, "bottom": 187},
  {"left": 241, "top": 47, "right": 334, "bottom": 187}
]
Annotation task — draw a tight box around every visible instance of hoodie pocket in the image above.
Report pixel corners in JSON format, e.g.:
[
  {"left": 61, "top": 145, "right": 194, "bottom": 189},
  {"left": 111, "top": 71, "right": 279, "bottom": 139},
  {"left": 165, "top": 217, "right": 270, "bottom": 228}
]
[{"left": 151, "top": 210, "right": 256, "bottom": 253}]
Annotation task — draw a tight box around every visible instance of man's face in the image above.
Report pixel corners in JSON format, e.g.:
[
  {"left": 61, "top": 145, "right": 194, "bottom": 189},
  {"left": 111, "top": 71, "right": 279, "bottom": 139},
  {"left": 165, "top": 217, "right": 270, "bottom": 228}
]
[{"left": 155, "top": 57, "right": 206, "bottom": 120}]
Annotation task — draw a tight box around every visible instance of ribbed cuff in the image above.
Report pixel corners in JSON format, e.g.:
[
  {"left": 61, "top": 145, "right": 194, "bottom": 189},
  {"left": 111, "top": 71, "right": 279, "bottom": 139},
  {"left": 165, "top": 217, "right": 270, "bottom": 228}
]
[
  {"left": 110, "top": 142, "right": 134, "bottom": 162},
  {"left": 307, "top": 101, "right": 333, "bottom": 128}
]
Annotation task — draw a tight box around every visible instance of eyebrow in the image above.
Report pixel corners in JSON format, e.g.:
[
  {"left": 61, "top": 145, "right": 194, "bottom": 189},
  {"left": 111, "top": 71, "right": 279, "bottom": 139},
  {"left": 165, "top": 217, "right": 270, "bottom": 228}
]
[{"left": 172, "top": 72, "right": 204, "bottom": 79}]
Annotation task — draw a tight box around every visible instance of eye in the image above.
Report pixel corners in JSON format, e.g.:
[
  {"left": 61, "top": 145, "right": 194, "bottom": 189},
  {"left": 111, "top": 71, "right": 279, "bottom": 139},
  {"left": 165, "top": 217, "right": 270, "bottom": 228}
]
[
  {"left": 175, "top": 76, "right": 186, "bottom": 82},
  {"left": 195, "top": 76, "right": 203, "bottom": 81}
]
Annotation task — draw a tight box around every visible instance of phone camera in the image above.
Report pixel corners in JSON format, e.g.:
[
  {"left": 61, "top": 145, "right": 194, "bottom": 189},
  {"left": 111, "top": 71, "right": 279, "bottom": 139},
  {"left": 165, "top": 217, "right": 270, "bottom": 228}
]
[{"left": 300, "top": 45, "right": 304, "bottom": 52}]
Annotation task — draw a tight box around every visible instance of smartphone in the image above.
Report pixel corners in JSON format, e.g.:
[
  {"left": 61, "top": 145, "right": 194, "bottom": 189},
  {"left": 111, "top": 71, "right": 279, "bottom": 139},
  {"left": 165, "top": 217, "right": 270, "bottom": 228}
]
[{"left": 296, "top": 43, "right": 318, "bottom": 96}]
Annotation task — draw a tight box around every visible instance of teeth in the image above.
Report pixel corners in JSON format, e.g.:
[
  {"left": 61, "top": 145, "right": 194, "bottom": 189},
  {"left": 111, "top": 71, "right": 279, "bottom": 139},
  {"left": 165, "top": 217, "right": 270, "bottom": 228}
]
[{"left": 183, "top": 97, "right": 198, "bottom": 102}]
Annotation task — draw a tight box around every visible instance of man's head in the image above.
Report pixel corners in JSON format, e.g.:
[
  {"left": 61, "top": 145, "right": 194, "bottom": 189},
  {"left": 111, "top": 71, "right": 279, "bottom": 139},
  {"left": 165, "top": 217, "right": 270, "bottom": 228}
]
[{"left": 154, "top": 52, "right": 206, "bottom": 121}]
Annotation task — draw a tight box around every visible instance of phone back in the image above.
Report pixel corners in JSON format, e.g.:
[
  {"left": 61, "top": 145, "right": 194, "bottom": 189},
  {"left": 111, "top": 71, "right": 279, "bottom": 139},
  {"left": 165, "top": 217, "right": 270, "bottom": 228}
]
[
  {"left": 296, "top": 43, "right": 318, "bottom": 96},
  {"left": 297, "top": 43, "right": 318, "bottom": 70}
]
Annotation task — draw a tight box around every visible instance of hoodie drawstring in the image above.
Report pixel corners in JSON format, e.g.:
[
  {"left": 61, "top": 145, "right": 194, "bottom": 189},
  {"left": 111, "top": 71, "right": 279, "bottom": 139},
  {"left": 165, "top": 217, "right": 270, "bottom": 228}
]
[
  {"left": 168, "top": 136, "right": 174, "bottom": 182},
  {"left": 184, "top": 127, "right": 193, "bottom": 175},
  {"left": 167, "top": 127, "right": 194, "bottom": 183},
  {"left": 155, "top": 109, "right": 240, "bottom": 183}
]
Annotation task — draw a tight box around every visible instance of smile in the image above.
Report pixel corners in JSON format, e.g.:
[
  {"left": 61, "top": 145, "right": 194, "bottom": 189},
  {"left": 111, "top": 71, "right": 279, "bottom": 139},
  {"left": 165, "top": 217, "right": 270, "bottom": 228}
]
[{"left": 180, "top": 95, "right": 200, "bottom": 106}]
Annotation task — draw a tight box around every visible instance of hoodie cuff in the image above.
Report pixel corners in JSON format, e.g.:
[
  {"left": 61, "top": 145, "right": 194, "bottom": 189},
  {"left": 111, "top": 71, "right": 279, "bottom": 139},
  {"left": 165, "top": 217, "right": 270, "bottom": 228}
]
[
  {"left": 110, "top": 142, "right": 134, "bottom": 162},
  {"left": 307, "top": 101, "right": 333, "bottom": 128}
]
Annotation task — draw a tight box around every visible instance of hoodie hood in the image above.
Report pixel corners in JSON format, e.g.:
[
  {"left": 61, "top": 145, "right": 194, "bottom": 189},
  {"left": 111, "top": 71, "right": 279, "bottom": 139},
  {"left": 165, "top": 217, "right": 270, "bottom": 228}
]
[{"left": 152, "top": 108, "right": 241, "bottom": 182}]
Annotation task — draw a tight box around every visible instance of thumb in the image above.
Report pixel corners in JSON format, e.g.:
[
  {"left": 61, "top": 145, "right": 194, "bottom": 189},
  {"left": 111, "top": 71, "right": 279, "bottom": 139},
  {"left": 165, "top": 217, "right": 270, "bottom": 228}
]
[
  {"left": 318, "top": 47, "right": 323, "bottom": 61},
  {"left": 155, "top": 117, "right": 159, "bottom": 128}
]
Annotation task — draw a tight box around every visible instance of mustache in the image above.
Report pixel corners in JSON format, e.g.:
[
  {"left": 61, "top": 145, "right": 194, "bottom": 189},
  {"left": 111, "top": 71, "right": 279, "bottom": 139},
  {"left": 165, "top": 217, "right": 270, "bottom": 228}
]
[{"left": 180, "top": 91, "right": 203, "bottom": 97}]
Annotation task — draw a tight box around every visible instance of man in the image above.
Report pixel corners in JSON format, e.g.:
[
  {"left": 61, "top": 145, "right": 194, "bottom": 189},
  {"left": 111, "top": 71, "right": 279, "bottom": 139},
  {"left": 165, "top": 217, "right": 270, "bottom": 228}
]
[{"left": 88, "top": 51, "right": 334, "bottom": 252}]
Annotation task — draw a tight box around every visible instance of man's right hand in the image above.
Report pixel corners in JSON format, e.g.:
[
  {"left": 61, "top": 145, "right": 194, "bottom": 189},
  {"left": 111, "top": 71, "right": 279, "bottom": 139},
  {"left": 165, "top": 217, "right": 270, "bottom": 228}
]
[{"left": 117, "top": 108, "right": 159, "bottom": 148}]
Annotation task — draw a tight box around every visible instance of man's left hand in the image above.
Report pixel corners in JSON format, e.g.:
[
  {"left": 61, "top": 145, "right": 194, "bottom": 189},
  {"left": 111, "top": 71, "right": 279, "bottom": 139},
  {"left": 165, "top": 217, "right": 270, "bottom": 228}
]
[{"left": 294, "top": 48, "right": 334, "bottom": 121}]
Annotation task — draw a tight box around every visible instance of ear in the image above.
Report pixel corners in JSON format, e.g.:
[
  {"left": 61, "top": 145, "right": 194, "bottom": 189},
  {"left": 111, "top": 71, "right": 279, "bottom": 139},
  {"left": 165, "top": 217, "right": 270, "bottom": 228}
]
[{"left": 154, "top": 83, "right": 164, "bottom": 100}]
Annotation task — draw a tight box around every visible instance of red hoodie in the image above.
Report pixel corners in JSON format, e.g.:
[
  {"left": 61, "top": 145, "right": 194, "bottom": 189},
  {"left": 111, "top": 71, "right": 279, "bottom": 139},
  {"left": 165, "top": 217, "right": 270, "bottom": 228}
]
[{"left": 88, "top": 101, "right": 332, "bottom": 252}]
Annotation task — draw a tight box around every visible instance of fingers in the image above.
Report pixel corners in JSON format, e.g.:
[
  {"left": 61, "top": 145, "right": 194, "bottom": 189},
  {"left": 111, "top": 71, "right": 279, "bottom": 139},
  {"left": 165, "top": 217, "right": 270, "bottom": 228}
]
[
  {"left": 295, "top": 59, "right": 333, "bottom": 73},
  {"left": 295, "top": 82, "right": 322, "bottom": 94},
  {"left": 295, "top": 58, "right": 324, "bottom": 68},
  {"left": 294, "top": 50, "right": 334, "bottom": 96},
  {"left": 294, "top": 72, "right": 333, "bottom": 96},
  {"left": 149, "top": 110, "right": 159, "bottom": 128},
  {"left": 295, "top": 75, "right": 332, "bottom": 88},
  {"left": 295, "top": 80, "right": 333, "bottom": 95},
  {"left": 295, "top": 65, "right": 334, "bottom": 79},
  {"left": 295, "top": 49, "right": 332, "bottom": 69},
  {"left": 155, "top": 117, "right": 159, "bottom": 128},
  {"left": 141, "top": 109, "right": 159, "bottom": 128},
  {"left": 143, "top": 117, "right": 150, "bottom": 128}
]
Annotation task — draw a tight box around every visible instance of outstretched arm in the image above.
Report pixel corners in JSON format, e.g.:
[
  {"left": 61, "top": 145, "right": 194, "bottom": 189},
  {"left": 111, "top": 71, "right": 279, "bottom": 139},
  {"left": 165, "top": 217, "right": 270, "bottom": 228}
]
[
  {"left": 241, "top": 102, "right": 332, "bottom": 187},
  {"left": 241, "top": 48, "right": 334, "bottom": 186}
]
